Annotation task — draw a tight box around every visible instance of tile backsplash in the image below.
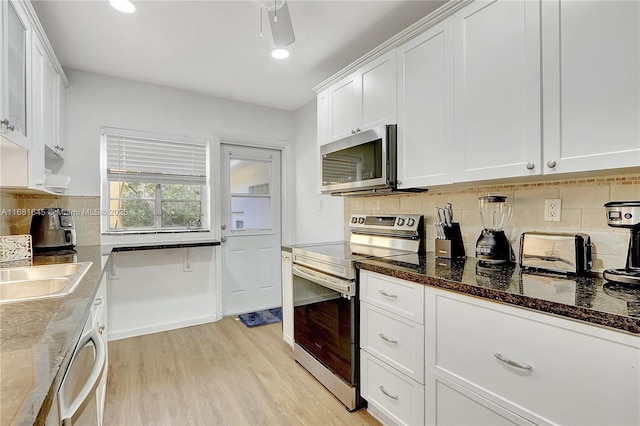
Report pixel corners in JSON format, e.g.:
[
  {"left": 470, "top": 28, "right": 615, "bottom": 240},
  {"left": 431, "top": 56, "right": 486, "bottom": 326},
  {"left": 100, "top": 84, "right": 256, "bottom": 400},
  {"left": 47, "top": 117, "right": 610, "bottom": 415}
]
[
  {"left": 0, "top": 194, "right": 101, "bottom": 246},
  {"left": 344, "top": 173, "right": 640, "bottom": 273}
]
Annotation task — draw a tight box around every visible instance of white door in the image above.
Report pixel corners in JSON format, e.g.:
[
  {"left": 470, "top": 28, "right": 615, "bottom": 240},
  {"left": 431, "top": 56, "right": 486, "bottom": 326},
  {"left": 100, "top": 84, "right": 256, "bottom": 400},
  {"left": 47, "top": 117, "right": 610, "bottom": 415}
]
[{"left": 220, "top": 144, "right": 282, "bottom": 316}]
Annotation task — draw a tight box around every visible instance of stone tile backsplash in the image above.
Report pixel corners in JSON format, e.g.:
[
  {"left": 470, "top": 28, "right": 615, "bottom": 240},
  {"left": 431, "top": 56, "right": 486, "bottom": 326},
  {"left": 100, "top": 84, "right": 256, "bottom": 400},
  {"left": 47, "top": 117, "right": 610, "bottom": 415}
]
[
  {"left": 0, "top": 194, "right": 101, "bottom": 246},
  {"left": 344, "top": 173, "right": 640, "bottom": 273}
]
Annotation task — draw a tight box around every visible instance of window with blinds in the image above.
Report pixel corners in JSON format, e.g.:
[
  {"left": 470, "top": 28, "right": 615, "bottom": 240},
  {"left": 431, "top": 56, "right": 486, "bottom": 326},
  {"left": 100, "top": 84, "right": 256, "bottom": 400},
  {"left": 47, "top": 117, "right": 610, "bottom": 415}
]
[{"left": 101, "top": 128, "right": 209, "bottom": 232}]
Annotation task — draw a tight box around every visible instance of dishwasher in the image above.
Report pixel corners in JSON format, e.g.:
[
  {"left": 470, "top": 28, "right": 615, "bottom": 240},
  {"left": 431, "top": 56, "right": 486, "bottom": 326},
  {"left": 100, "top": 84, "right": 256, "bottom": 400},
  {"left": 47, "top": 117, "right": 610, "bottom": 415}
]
[{"left": 50, "top": 314, "right": 106, "bottom": 425}]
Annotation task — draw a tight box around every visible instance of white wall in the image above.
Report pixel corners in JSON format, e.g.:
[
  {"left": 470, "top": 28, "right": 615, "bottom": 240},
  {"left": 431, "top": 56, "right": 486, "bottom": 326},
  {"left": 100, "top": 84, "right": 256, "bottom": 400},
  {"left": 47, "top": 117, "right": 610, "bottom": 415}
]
[
  {"left": 62, "top": 68, "right": 295, "bottom": 196},
  {"left": 293, "top": 100, "right": 344, "bottom": 243}
]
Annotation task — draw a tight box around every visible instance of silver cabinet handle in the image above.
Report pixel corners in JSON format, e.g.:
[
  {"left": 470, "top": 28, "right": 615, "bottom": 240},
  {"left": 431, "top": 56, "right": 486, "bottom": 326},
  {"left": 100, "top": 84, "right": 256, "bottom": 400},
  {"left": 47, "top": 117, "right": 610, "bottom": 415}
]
[
  {"left": 526, "top": 162, "right": 535, "bottom": 170},
  {"left": 378, "top": 289, "right": 397, "bottom": 299},
  {"left": 351, "top": 129, "right": 356, "bottom": 134},
  {"left": 379, "top": 385, "right": 398, "bottom": 400},
  {"left": 1, "top": 119, "right": 15, "bottom": 132},
  {"left": 546, "top": 160, "right": 557, "bottom": 168},
  {"left": 221, "top": 236, "right": 227, "bottom": 243},
  {"left": 494, "top": 353, "right": 532, "bottom": 371},
  {"left": 355, "top": 128, "right": 361, "bottom": 133},
  {"left": 378, "top": 333, "right": 398, "bottom": 345},
  {"left": 98, "top": 325, "right": 105, "bottom": 335},
  {"left": 93, "top": 297, "right": 103, "bottom": 306}
]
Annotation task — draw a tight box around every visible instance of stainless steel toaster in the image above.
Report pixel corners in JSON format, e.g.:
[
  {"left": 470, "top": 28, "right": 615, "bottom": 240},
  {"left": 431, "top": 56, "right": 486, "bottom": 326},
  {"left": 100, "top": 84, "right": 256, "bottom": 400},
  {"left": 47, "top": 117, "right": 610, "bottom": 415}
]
[
  {"left": 519, "top": 232, "right": 592, "bottom": 274},
  {"left": 30, "top": 208, "right": 77, "bottom": 251}
]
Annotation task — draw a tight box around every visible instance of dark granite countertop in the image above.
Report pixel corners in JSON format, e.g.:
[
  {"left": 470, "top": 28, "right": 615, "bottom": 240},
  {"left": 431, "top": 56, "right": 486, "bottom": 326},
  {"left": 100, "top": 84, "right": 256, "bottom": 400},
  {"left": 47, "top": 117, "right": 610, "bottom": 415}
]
[
  {"left": 0, "top": 246, "right": 106, "bottom": 426},
  {"left": 356, "top": 253, "right": 640, "bottom": 335},
  {"left": 110, "top": 239, "right": 220, "bottom": 252}
]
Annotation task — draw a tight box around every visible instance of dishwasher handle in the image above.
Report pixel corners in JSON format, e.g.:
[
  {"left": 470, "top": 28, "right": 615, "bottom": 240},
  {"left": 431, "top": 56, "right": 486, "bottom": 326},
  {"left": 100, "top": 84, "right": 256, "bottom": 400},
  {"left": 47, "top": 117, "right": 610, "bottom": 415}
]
[{"left": 59, "top": 328, "right": 106, "bottom": 426}]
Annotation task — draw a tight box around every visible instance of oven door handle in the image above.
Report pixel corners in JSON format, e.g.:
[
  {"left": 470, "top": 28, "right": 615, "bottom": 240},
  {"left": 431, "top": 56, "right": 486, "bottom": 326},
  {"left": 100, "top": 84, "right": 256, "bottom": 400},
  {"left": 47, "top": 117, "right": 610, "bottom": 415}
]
[{"left": 292, "top": 264, "right": 355, "bottom": 297}]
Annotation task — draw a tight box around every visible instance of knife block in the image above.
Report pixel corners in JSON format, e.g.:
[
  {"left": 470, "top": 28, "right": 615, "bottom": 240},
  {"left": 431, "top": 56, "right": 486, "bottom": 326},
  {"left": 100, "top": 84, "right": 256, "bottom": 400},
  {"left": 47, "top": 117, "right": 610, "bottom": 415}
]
[{"left": 435, "top": 222, "right": 465, "bottom": 259}]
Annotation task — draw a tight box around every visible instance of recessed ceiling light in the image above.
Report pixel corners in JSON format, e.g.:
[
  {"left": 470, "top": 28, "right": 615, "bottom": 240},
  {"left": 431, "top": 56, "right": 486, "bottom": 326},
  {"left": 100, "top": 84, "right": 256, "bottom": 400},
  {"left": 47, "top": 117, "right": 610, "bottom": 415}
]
[
  {"left": 271, "top": 48, "right": 289, "bottom": 59},
  {"left": 110, "top": 0, "right": 136, "bottom": 14}
]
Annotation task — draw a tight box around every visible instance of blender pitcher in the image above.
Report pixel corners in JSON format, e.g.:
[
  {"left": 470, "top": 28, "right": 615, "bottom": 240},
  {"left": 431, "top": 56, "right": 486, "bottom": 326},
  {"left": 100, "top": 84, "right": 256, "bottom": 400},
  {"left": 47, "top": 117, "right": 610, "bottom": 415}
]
[{"left": 476, "top": 195, "right": 515, "bottom": 264}]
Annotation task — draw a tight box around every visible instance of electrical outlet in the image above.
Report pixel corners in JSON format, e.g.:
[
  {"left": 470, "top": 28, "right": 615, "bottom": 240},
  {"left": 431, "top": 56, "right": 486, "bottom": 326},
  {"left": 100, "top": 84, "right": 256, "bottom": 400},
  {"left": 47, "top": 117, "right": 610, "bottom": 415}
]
[{"left": 544, "top": 199, "right": 562, "bottom": 222}]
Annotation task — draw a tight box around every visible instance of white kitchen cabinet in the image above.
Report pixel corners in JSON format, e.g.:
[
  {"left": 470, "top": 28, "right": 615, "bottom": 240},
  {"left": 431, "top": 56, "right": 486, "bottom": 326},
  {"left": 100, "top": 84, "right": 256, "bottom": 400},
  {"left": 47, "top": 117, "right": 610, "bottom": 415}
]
[
  {"left": 542, "top": 0, "right": 640, "bottom": 174},
  {"left": 29, "top": 33, "right": 46, "bottom": 189},
  {"left": 425, "top": 286, "right": 640, "bottom": 426},
  {"left": 360, "top": 270, "right": 425, "bottom": 425},
  {"left": 1, "top": 0, "right": 31, "bottom": 150},
  {"left": 281, "top": 250, "right": 293, "bottom": 347},
  {"left": 397, "top": 16, "right": 454, "bottom": 189},
  {"left": 453, "top": 0, "right": 542, "bottom": 182},
  {"left": 91, "top": 271, "right": 108, "bottom": 426},
  {"left": 427, "top": 372, "right": 534, "bottom": 426},
  {"left": 325, "top": 50, "right": 397, "bottom": 143}
]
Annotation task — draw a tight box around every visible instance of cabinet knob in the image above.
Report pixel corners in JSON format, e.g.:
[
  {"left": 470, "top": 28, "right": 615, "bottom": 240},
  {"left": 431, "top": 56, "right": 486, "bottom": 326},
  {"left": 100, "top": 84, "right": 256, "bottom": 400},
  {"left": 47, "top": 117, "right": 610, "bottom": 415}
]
[
  {"left": 525, "top": 162, "right": 535, "bottom": 170},
  {"left": 351, "top": 129, "right": 356, "bottom": 134},
  {"left": 546, "top": 160, "right": 557, "bottom": 169},
  {"left": 1, "top": 119, "right": 15, "bottom": 132},
  {"left": 221, "top": 236, "right": 227, "bottom": 243},
  {"left": 355, "top": 128, "right": 361, "bottom": 133}
]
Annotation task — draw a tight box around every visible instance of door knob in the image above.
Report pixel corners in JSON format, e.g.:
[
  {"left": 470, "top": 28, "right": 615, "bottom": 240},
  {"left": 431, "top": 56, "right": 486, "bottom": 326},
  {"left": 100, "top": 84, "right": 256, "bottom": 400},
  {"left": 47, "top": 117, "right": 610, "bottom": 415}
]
[{"left": 221, "top": 236, "right": 227, "bottom": 243}]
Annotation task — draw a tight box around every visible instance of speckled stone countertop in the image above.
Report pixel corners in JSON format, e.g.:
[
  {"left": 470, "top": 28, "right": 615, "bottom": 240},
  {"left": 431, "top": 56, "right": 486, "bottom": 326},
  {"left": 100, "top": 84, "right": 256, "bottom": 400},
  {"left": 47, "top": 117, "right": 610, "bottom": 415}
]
[
  {"left": 0, "top": 246, "right": 106, "bottom": 426},
  {"left": 356, "top": 253, "right": 640, "bottom": 335}
]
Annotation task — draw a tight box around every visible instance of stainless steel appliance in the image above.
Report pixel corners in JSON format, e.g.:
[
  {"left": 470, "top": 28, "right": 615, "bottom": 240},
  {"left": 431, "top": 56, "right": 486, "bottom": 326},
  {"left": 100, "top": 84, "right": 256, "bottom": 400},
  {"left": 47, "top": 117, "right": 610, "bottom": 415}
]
[
  {"left": 30, "top": 208, "right": 76, "bottom": 251},
  {"left": 320, "top": 125, "right": 397, "bottom": 196},
  {"left": 476, "top": 195, "right": 515, "bottom": 264},
  {"left": 291, "top": 214, "right": 424, "bottom": 410},
  {"left": 603, "top": 201, "right": 640, "bottom": 285},
  {"left": 519, "top": 232, "right": 592, "bottom": 275}
]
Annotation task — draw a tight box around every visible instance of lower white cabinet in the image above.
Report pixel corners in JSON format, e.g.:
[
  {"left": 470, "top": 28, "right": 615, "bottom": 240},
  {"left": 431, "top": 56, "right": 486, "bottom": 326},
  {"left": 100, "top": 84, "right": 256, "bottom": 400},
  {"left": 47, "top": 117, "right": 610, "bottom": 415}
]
[
  {"left": 359, "top": 270, "right": 640, "bottom": 426},
  {"left": 425, "top": 286, "right": 640, "bottom": 426},
  {"left": 427, "top": 372, "right": 534, "bottom": 426},
  {"left": 281, "top": 250, "right": 293, "bottom": 347},
  {"left": 361, "top": 350, "right": 425, "bottom": 426},
  {"left": 92, "top": 271, "right": 108, "bottom": 426}
]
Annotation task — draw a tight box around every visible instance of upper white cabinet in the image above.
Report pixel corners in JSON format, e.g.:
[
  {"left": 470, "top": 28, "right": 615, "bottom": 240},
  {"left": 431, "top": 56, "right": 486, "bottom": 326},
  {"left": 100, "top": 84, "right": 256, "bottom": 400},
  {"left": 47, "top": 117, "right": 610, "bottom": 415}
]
[
  {"left": 30, "top": 33, "right": 47, "bottom": 188},
  {"left": 1, "top": 0, "right": 31, "bottom": 150},
  {"left": 325, "top": 50, "right": 397, "bottom": 143},
  {"left": 542, "top": 0, "right": 640, "bottom": 174},
  {"left": 397, "top": 17, "right": 454, "bottom": 189},
  {"left": 453, "top": 0, "right": 541, "bottom": 183}
]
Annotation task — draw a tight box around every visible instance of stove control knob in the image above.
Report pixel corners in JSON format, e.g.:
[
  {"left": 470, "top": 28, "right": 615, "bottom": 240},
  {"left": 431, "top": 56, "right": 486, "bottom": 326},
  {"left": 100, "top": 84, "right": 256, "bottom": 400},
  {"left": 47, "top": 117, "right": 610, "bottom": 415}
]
[
  {"left": 396, "top": 218, "right": 405, "bottom": 226},
  {"left": 625, "top": 213, "right": 633, "bottom": 220},
  {"left": 407, "top": 218, "right": 415, "bottom": 227},
  {"left": 358, "top": 217, "right": 365, "bottom": 224},
  {"left": 351, "top": 216, "right": 358, "bottom": 224}
]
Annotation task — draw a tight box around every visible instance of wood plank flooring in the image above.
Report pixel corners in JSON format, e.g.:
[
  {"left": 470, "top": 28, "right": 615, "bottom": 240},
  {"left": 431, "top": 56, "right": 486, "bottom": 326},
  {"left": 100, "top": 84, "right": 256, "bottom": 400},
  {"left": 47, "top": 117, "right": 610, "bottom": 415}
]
[{"left": 104, "top": 317, "right": 380, "bottom": 425}]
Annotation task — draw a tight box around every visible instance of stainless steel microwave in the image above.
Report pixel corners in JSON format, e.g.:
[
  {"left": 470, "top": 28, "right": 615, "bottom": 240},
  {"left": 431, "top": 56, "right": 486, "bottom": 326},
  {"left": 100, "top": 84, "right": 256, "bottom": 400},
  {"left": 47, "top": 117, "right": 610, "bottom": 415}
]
[{"left": 320, "top": 124, "right": 397, "bottom": 196}]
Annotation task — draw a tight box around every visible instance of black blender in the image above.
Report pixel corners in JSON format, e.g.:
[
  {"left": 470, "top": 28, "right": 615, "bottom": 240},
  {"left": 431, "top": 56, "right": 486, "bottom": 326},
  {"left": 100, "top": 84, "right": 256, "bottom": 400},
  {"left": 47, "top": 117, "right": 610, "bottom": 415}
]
[
  {"left": 603, "top": 201, "right": 640, "bottom": 286},
  {"left": 476, "top": 195, "right": 515, "bottom": 264}
]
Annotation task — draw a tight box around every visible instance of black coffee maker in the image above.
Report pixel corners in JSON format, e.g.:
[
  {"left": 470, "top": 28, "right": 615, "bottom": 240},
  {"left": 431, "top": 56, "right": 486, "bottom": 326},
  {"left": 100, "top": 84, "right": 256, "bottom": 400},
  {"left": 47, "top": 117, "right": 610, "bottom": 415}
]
[{"left": 603, "top": 201, "right": 640, "bottom": 286}]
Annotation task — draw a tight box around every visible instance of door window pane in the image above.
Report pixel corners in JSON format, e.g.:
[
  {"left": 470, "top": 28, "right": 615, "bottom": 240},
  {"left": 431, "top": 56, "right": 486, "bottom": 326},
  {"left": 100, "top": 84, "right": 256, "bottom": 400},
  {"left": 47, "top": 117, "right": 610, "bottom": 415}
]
[{"left": 229, "top": 158, "right": 272, "bottom": 232}]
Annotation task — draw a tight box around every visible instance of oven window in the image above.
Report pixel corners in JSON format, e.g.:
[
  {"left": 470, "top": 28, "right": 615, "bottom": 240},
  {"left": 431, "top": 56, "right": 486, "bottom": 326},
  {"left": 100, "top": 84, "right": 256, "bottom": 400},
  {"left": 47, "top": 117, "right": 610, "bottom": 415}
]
[
  {"left": 293, "top": 274, "right": 354, "bottom": 384},
  {"left": 322, "top": 139, "right": 382, "bottom": 185}
]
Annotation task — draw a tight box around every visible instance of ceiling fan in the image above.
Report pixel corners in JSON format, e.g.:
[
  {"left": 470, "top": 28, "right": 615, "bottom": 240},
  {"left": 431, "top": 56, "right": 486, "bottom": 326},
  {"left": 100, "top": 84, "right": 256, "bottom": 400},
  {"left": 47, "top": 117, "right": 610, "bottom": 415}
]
[{"left": 253, "top": 0, "right": 296, "bottom": 47}]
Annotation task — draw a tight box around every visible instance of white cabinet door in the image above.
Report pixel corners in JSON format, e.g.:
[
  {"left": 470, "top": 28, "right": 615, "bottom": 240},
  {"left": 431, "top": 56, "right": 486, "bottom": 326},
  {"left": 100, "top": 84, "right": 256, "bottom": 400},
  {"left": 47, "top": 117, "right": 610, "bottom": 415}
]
[
  {"left": 542, "top": 0, "right": 640, "bottom": 174},
  {"left": 328, "top": 73, "right": 361, "bottom": 141},
  {"left": 42, "top": 52, "right": 61, "bottom": 156},
  {"left": 281, "top": 251, "right": 293, "bottom": 347},
  {"left": 325, "top": 50, "right": 396, "bottom": 143},
  {"left": 453, "top": 0, "right": 541, "bottom": 182},
  {"left": 397, "top": 17, "right": 454, "bottom": 189},
  {"left": 92, "top": 272, "right": 108, "bottom": 426},
  {"left": 359, "top": 50, "right": 396, "bottom": 131},
  {"left": 29, "top": 34, "right": 46, "bottom": 189},
  {"left": 1, "top": 0, "right": 31, "bottom": 149},
  {"left": 427, "top": 372, "right": 534, "bottom": 426},
  {"left": 316, "top": 89, "right": 329, "bottom": 147}
]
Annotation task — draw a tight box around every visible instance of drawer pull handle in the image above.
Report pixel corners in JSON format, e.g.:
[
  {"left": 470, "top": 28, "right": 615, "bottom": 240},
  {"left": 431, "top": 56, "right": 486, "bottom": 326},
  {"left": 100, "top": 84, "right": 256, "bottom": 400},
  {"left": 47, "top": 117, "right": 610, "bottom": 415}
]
[
  {"left": 494, "top": 353, "right": 532, "bottom": 371},
  {"left": 93, "top": 297, "right": 103, "bottom": 306},
  {"left": 378, "top": 334, "right": 398, "bottom": 345},
  {"left": 378, "top": 290, "right": 397, "bottom": 299},
  {"left": 379, "top": 385, "right": 398, "bottom": 400}
]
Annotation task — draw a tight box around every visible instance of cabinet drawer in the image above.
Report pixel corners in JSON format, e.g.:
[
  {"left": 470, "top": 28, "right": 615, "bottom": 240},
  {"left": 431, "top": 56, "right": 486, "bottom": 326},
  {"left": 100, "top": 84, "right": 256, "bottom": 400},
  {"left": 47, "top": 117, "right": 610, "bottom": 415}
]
[
  {"left": 360, "top": 271, "right": 424, "bottom": 323},
  {"left": 361, "top": 302, "right": 424, "bottom": 383},
  {"left": 361, "top": 350, "right": 424, "bottom": 426},
  {"left": 426, "top": 288, "right": 640, "bottom": 425}
]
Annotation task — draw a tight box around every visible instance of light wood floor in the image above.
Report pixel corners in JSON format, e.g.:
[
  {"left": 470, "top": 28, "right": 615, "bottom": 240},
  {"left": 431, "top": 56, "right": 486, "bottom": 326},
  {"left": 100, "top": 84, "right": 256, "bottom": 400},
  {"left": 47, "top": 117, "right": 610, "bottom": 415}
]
[{"left": 104, "top": 317, "right": 381, "bottom": 425}]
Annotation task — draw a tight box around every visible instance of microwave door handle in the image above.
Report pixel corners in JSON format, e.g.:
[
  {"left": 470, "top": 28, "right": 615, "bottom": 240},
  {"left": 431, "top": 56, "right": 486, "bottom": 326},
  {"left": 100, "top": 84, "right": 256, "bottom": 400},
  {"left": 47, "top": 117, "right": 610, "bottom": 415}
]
[
  {"left": 59, "top": 329, "right": 107, "bottom": 426},
  {"left": 292, "top": 265, "right": 354, "bottom": 297}
]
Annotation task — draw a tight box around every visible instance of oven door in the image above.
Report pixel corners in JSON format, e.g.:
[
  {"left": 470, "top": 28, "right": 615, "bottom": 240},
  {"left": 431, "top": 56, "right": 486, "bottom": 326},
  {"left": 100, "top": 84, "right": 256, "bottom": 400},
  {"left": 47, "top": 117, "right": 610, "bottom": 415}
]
[{"left": 292, "top": 264, "right": 356, "bottom": 385}]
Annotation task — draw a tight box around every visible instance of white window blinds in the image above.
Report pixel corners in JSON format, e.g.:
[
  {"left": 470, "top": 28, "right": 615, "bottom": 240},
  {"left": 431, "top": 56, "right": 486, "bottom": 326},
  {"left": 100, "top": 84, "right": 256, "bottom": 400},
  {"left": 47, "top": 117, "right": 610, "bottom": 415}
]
[{"left": 104, "top": 128, "right": 208, "bottom": 185}]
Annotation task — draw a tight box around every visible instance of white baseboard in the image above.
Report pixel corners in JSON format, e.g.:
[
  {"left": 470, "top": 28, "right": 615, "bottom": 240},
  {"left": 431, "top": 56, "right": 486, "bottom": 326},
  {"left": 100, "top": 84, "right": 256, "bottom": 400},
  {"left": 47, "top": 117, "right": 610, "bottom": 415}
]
[{"left": 108, "top": 314, "right": 222, "bottom": 341}]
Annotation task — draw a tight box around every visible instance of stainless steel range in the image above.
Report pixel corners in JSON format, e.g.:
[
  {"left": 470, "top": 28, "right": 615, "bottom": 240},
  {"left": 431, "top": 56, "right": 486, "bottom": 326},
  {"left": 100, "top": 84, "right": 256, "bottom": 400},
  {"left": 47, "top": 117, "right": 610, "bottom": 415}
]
[{"left": 291, "top": 214, "right": 424, "bottom": 410}]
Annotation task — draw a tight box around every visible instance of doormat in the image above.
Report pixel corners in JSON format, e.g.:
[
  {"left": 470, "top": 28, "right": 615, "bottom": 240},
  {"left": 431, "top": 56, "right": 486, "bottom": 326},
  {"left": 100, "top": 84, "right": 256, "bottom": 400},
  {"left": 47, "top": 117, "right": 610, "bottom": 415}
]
[{"left": 238, "top": 307, "right": 282, "bottom": 328}]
